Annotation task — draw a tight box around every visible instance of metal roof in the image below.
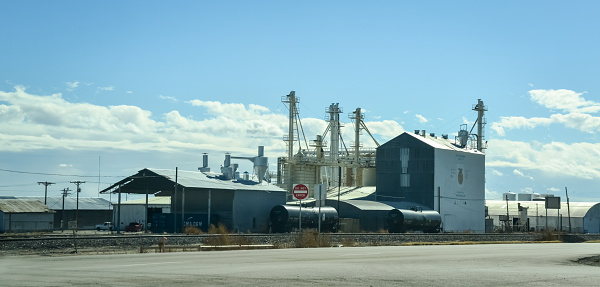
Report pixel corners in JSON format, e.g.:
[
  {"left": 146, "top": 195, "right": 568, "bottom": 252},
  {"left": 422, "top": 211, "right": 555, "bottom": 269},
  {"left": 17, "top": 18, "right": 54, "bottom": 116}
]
[
  {"left": 0, "top": 199, "right": 53, "bottom": 213},
  {"left": 486, "top": 200, "right": 600, "bottom": 218},
  {"left": 404, "top": 132, "right": 483, "bottom": 155},
  {"left": 326, "top": 186, "right": 376, "bottom": 201},
  {"left": 0, "top": 196, "right": 112, "bottom": 211},
  {"left": 100, "top": 168, "right": 286, "bottom": 195}
]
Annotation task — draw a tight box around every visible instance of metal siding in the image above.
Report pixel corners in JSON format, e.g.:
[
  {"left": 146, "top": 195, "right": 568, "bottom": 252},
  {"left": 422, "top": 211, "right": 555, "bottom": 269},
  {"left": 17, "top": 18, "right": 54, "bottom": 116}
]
[
  {"left": 233, "top": 190, "right": 286, "bottom": 233},
  {"left": 376, "top": 133, "right": 435, "bottom": 207},
  {"left": 434, "top": 148, "right": 485, "bottom": 232}
]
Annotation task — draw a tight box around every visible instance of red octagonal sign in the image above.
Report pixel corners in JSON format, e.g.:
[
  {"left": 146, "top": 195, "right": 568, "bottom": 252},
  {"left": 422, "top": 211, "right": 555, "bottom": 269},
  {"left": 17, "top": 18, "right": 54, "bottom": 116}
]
[{"left": 292, "top": 184, "right": 309, "bottom": 200}]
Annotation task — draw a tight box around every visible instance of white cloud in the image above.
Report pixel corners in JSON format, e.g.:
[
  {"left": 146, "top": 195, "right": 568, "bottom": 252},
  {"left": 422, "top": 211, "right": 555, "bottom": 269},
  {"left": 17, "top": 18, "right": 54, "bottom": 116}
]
[
  {"left": 491, "top": 89, "right": 600, "bottom": 136},
  {"left": 98, "top": 86, "right": 114, "bottom": 91},
  {"left": 547, "top": 187, "right": 560, "bottom": 193},
  {"left": 159, "top": 95, "right": 178, "bottom": 102},
  {"left": 513, "top": 169, "right": 534, "bottom": 180},
  {"left": 66, "top": 81, "right": 79, "bottom": 91},
  {"left": 528, "top": 83, "right": 534, "bottom": 87},
  {"left": 126, "top": 91, "right": 133, "bottom": 94},
  {"left": 415, "top": 114, "right": 428, "bottom": 124},
  {"left": 487, "top": 138, "right": 600, "bottom": 180},
  {"left": 489, "top": 169, "right": 503, "bottom": 176},
  {"left": 529, "top": 89, "right": 599, "bottom": 113},
  {"left": 0, "top": 86, "right": 406, "bottom": 168}
]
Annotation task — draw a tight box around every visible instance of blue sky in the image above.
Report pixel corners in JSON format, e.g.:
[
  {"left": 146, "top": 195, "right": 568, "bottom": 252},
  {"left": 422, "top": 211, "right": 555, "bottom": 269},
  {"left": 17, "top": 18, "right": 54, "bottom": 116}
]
[{"left": 1, "top": 1, "right": 600, "bottom": 202}]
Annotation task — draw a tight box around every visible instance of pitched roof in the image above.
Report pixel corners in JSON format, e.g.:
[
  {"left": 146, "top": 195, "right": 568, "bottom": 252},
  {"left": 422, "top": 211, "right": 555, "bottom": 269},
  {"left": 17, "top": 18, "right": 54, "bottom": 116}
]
[
  {"left": 0, "top": 196, "right": 112, "bottom": 211},
  {"left": 100, "top": 168, "right": 285, "bottom": 195},
  {"left": 0, "top": 199, "right": 53, "bottom": 213},
  {"left": 384, "top": 131, "right": 484, "bottom": 155}
]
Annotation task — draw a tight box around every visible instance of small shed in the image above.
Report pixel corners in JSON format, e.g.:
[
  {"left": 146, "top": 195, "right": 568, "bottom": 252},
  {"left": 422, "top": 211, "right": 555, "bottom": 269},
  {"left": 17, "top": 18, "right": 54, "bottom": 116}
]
[{"left": 0, "top": 199, "right": 54, "bottom": 233}]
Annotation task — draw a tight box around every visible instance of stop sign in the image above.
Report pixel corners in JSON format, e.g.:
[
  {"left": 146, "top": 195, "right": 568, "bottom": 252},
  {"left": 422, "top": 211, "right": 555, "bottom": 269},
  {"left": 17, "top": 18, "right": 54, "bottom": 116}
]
[{"left": 292, "top": 184, "right": 309, "bottom": 200}]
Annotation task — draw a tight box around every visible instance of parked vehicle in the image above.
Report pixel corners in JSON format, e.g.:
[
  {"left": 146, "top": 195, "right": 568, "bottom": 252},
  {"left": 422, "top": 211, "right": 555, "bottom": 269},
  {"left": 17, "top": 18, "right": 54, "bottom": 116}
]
[
  {"left": 125, "top": 222, "right": 143, "bottom": 232},
  {"left": 95, "top": 222, "right": 113, "bottom": 231}
]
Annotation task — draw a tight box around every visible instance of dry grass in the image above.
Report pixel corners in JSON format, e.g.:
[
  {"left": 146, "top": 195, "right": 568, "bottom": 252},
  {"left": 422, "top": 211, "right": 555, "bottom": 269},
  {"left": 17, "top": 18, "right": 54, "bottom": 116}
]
[
  {"left": 204, "top": 223, "right": 231, "bottom": 246},
  {"left": 296, "top": 229, "right": 332, "bottom": 248},
  {"left": 535, "top": 229, "right": 562, "bottom": 241},
  {"left": 183, "top": 226, "right": 203, "bottom": 235}
]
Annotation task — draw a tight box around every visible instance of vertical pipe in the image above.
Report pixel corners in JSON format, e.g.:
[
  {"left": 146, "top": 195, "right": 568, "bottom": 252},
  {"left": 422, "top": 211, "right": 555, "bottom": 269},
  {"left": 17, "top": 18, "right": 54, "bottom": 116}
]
[
  {"left": 258, "top": 146, "right": 264, "bottom": 157},
  {"left": 566, "top": 187, "right": 572, "bottom": 233},
  {"left": 117, "top": 185, "right": 122, "bottom": 234},
  {"left": 173, "top": 167, "right": 178, "bottom": 233},
  {"left": 288, "top": 92, "right": 295, "bottom": 161},
  {"left": 181, "top": 187, "right": 185, "bottom": 232},
  {"left": 299, "top": 200, "right": 302, "bottom": 232},
  {"left": 208, "top": 189, "right": 212, "bottom": 231},
  {"left": 337, "top": 165, "right": 341, "bottom": 231}
]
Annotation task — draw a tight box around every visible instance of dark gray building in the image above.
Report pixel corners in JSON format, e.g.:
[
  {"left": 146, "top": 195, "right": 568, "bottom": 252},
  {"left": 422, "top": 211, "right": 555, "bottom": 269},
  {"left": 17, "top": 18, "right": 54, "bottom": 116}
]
[
  {"left": 101, "top": 168, "right": 287, "bottom": 233},
  {"left": 376, "top": 131, "right": 485, "bottom": 232}
]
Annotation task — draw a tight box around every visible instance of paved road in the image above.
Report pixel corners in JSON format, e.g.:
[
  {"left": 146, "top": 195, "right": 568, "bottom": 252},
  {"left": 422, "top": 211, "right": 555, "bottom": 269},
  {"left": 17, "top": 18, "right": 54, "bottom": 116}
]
[{"left": 1, "top": 243, "right": 599, "bottom": 286}]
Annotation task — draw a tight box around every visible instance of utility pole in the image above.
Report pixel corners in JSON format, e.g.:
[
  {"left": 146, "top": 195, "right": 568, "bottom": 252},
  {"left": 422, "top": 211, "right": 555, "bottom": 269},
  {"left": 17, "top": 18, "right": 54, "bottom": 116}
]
[
  {"left": 566, "top": 187, "right": 572, "bottom": 233},
  {"left": 38, "top": 181, "right": 55, "bottom": 205},
  {"left": 71, "top": 181, "right": 85, "bottom": 230},
  {"left": 60, "top": 188, "right": 71, "bottom": 232}
]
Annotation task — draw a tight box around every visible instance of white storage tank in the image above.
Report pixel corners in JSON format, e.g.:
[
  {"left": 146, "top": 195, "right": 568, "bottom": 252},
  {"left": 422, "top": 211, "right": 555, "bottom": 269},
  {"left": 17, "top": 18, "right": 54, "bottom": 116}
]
[
  {"left": 518, "top": 193, "right": 532, "bottom": 201},
  {"left": 503, "top": 192, "right": 517, "bottom": 201}
]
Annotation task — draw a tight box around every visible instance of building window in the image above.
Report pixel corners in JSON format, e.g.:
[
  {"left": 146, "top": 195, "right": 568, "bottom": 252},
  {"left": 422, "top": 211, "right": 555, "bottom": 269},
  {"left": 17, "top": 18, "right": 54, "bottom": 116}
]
[{"left": 400, "top": 174, "right": 410, "bottom": 187}]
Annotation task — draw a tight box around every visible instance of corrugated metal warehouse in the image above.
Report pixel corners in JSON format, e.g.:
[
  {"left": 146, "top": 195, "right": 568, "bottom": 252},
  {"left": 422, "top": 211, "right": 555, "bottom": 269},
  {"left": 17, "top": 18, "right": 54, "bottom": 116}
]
[
  {"left": 486, "top": 199, "right": 600, "bottom": 234},
  {"left": 376, "top": 131, "right": 486, "bottom": 233},
  {"left": 0, "top": 196, "right": 112, "bottom": 230},
  {"left": 0, "top": 199, "right": 54, "bottom": 233},
  {"left": 102, "top": 168, "right": 286, "bottom": 233}
]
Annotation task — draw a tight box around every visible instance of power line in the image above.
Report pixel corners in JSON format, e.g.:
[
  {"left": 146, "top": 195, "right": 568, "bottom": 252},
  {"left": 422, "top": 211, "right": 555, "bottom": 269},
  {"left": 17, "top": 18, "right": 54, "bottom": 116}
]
[{"left": 0, "top": 168, "right": 124, "bottom": 178}]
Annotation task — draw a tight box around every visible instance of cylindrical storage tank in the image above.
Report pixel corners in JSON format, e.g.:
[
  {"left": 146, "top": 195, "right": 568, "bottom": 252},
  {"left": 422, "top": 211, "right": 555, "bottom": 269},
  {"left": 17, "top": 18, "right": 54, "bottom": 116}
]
[
  {"left": 202, "top": 153, "right": 209, "bottom": 168},
  {"left": 458, "top": 129, "right": 469, "bottom": 146},
  {"left": 269, "top": 205, "right": 338, "bottom": 233},
  {"left": 387, "top": 209, "right": 441, "bottom": 233},
  {"left": 362, "top": 168, "right": 376, "bottom": 186},
  {"left": 518, "top": 193, "right": 532, "bottom": 201},
  {"left": 242, "top": 171, "right": 249, "bottom": 181},
  {"left": 224, "top": 153, "right": 231, "bottom": 167},
  {"left": 503, "top": 192, "right": 517, "bottom": 201},
  {"left": 258, "top": 146, "right": 264, "bottom": 157}
]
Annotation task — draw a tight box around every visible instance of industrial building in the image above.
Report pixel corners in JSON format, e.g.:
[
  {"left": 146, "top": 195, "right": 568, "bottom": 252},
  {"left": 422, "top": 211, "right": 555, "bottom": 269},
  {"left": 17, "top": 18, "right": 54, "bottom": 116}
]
[
  {"left": 275, "top": 92, "right": 487, "bottom": 233},
  {"left": 0, "top": 199, "right": 54, "bottom": 233},
  {"left": 101, "top": 168, "right": 286, "bottom": 233},
  {"left": 376, "top": 131, "right": 486, "bottom": 232},
  {"left": 486, "top": 197, "right": 600, "bottom": 234},
  {"left": 113, "top": 197, "right": 170, "bottom": 231},
  {"left": 0, "top": 196, "right": 112, "bottom": 230}
]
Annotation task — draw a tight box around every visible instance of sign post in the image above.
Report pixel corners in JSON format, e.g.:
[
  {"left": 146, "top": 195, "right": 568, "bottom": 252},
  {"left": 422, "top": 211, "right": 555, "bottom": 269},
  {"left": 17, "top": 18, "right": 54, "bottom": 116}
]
[{"left": 293, "top": 184, "right": 309, "bottom": 232}]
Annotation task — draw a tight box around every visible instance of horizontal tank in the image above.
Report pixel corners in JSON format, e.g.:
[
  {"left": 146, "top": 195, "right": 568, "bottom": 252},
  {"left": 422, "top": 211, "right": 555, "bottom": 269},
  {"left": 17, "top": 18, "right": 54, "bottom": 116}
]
[
  {"left": 386, "top": 209, "right": 441, "bottom": 233},
  {"left": 270, "top": 205, "right": 338, "bottom": 233}
]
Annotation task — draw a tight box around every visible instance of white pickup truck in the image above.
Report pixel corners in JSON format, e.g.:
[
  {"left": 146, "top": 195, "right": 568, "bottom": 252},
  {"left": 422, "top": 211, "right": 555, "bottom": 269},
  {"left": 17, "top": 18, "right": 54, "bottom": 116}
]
[{"left": 95, "top": 222, "right": 113, "bottom": 231}]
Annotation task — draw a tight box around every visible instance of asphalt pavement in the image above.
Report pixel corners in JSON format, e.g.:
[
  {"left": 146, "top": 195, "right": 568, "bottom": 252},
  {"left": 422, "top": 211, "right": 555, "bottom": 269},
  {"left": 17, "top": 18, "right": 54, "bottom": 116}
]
[{"left": 1, "top": 243, "right": 599, "bottom": 286}]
